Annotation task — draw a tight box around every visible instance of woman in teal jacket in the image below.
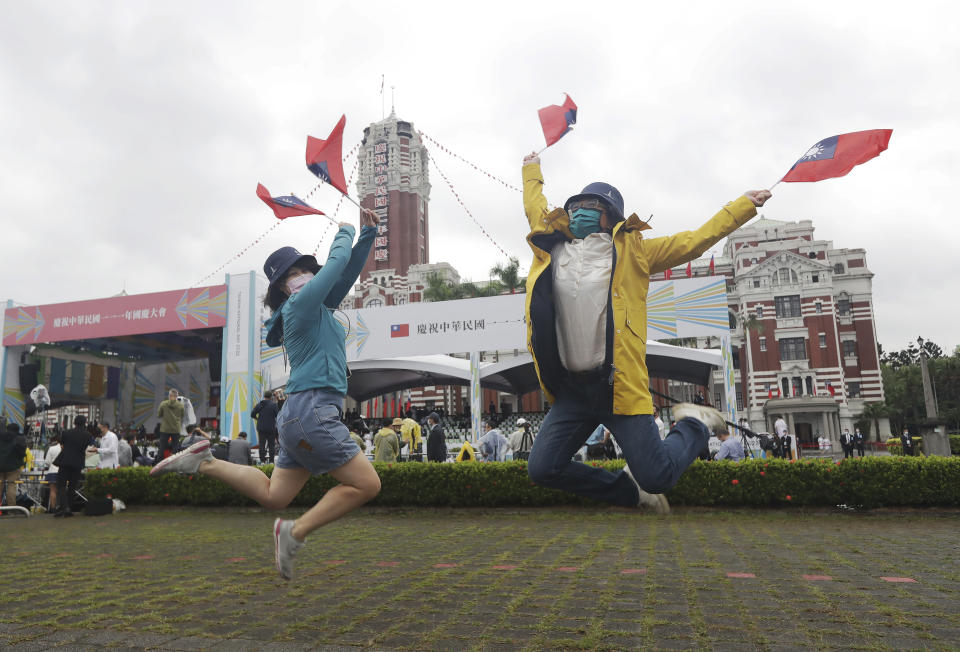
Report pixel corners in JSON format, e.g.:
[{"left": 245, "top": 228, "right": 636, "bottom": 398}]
[{"left": 153, "top": 210, "right": 381, "bottom": 580}]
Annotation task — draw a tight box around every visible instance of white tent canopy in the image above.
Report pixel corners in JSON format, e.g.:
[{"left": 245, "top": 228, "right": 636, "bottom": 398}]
[{"left": 346, "top": 342, "right": 721, "bottom": 401}]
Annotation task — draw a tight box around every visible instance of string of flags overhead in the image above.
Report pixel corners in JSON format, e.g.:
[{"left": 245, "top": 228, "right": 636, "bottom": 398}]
[{"left": 193, "top": 95, "right": 894, "bottom": 288}]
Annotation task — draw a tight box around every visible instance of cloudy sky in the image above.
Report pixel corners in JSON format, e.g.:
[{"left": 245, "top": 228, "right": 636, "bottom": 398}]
[{"left": 1, "top": 0, "right": 956, "bottom": 353}]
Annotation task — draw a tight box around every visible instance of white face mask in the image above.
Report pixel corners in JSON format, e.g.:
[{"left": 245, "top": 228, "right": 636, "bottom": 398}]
[{"left": 286, "top": 271, "right": 314, "bottom": 295}]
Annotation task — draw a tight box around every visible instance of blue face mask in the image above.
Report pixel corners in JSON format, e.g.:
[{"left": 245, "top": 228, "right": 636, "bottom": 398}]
[{"left": 569, "top": 208, "right": 602, "bottom": 239}]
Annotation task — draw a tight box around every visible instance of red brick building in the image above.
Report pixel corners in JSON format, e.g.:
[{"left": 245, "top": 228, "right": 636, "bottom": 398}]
[{"left": 699, "top": 216, "right": 889, "bottom": 442}]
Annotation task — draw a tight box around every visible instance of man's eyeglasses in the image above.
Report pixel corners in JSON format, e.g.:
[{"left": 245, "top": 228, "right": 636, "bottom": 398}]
[{"left": 568, "top": 198, "right": 608, "bottom": 212}]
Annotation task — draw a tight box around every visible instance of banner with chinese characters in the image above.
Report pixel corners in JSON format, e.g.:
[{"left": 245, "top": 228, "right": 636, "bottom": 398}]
[
  {"left": 221, "top": 272, "right": 267, "bottom": 442},
  {"left": 331, "top": 276, "right": 730, "bottom": 362},
  {"left": 372, "top": 140, "right": 389, "bottom": 261},
  {"left": 2, "top": 285, "right": 228, "bottom": 346},
  {"left": 339, "top": 293, "right": 527, "bottom": 361}
]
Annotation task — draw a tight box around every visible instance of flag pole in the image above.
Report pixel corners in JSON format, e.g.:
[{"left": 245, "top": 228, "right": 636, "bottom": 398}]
[{"left": 769, "top": 179, "right": 783, "bottom": 190}]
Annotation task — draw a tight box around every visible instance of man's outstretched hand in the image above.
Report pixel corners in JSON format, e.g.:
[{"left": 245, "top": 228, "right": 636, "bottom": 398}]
[{"left": 745, "top": 190, "right": 772, "bottom": 207}]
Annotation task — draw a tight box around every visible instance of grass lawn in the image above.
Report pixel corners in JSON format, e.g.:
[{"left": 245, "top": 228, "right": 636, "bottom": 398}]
[{"left": 1, "top": 507, "right": 958, "bottom": 650}]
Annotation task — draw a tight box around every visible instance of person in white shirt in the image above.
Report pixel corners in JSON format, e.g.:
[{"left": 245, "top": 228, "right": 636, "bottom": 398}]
[
  {"left": 44, "top": 435, "right": 62, "bottom": 511},
  {"left": 91, "top": 422, "right": 119, "bottom": 469},
  {"left": 654, "top": 408, "right": 666, "bottom": 441}
]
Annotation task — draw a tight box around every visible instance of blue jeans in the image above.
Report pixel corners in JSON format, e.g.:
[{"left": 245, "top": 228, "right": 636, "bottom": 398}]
[{"left": 528, "top": 387, "right": 709, "bottom": 507}]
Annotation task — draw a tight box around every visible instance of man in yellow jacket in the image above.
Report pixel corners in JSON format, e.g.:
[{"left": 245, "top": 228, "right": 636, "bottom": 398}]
[
  {"left": 521, "top": 152, "right": 771, "bottom": 513},
  {"left": 400, "top": 417, "right": 423, "bottom": 461}
]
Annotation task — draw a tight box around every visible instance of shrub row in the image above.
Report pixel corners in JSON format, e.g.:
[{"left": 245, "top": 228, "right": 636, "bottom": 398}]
[
  {"left": 85, "top": 456, "right": 960, "bottom": 510},
  {"left": 885, "top": 435, "right": 960, "bottom": 456}
]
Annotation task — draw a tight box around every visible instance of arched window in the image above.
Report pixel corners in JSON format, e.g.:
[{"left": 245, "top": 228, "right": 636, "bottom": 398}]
[
  {"left": 772, "top": 267, "right": 798, "bottom": 285},
  {"left": 365, "top": 298, "right": 383, "bottom": 308}
]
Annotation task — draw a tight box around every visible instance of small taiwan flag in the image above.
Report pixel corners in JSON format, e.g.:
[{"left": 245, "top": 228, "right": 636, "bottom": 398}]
[{"left": 390, "top": 324, "right": 409, "bottom": 338}]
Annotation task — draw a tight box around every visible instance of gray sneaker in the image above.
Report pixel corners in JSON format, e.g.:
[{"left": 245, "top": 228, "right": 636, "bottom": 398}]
[
  {"left": 622, "top": 464, "right": 670, "bottom": 514},
  {"left": 274, "top": 518, "right": 304, "bottom": 581},
  {"left": 673, "top": 403, "right": 727, "bottom": 435},
  {"left": 149, "top": 440, "right": 213, "bottom": 476}
]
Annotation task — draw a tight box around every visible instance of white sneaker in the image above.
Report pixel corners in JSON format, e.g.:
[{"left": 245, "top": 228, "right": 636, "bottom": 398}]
[
  {"left": 673, "top": 403, "right": 727, "bottom": 435},
  {"left": 149, "top": 440, "right": 213, "bottom": 476},
  {"left": 622, "top": 464, "right": 670, "bottom": 515},
  {"left": 274, "top": 518, "right": 304, "bottom": 581}
]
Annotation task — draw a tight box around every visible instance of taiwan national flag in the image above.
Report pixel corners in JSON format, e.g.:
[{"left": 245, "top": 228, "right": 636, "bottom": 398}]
[
  {"left": 306, "top": 114, "right": 349, "bottom": 195},
  {"left": 827, "top": 382, "right": 836, "bottom": 397},
  {"left": 664, "top": 268, "right": 672, "bottom": 280},
  {"left": 538, "top": 94, "right": 578, "bottom": 147},
  {"left": 780, "top": 129, "right": 892, "bottom": 183},
  {"left": 390, "top": 324, "right": 409, "bottom": 338},
  {"left": 708, "top": 254, "right": 715, "bottom": 275},
  {"left": 685, "top": 261, "right": 693, "bottom": 278},
  {"left": 256, "top": 183, "right": 326, "bottom": 220}
]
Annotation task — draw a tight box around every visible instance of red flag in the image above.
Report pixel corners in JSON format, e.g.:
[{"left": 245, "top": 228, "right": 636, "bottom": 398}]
[
  {"left": 538, "top": 94, "right": 578, "bottom": 148},
  {"left": 306, "top": 115, "right": 349, "bottom": 195},
  {"left": 827, "top": 382, "right": 836, "bottom": 397},
  {"left": 256, "top": 183, "right": 325, "bottom": 220},
  {"left": 708, "top": 254, "right": 715, "bottom": 275},
  {"left": 685, "top": 261, "right": 692, "bottom": 278},
  {"left": 664, "top": 268, "right": 672, "bottom": 280},
  {"left": 781, "top": 129, "right": 892, "bottom": 183}
]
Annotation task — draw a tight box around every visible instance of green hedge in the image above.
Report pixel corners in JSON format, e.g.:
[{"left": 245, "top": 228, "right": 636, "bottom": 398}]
[{"left": 85, "top": 456, "right": 960, "bottom": 511}]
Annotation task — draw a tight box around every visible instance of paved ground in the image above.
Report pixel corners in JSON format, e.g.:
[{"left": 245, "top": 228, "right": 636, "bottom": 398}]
[{"left": 1, "top": 507, "right": 958, "bottom": 650}]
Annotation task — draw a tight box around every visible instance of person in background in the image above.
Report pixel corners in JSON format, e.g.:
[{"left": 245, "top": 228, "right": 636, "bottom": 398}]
[
  {"left": 840, "top": 428, "right": 853, "bottom": 459},
  {"left": 250, "top": 390, "right": 280, "bottom": 465},
  {"left": 0, "top": 423, "right": 27, "bottom": 510},
  {"left": 55, "top": 416, "right": 91, "bottom": 517},
  {"left": 853, "top": 427, "right": 866, "bottom": 457},
  {"left": 227, "top": 432, "right": 253, "bottom": 465},
  {"left": 400, "top": 416, "right": 423, "bottom": 462},
  {"left": 478, "top": 419, "right": 509, "bottom": 462},
  {"left": 117, "top": 432, "right": 133, "bottom": 467},
  {"left": 181, "top": 427, "right": 209, "bottom": 450},
  {"left": 899, "top": 429, "right": 915, "bottom": 456},
  {"left": 508, "top": 417, "right": 535, "bottom": 461},
  {"left": 374, "top": 419, "right": 400, "bottom": 463},
  {"left": 156, "top": 390, "right": 184, "bottom": 462},
  {"left": 426, "top": 412, "right": 447, "bottom": 462},
  {"left": 713, "top": 431, "right": 745, "bottom": 462},
  {"left": 44, "top": 435, "right": 62, "bottom": 511},
  {"left": 91, "top": 422, "right": 119, "bottom": 469},
  {"left": 654, "top": 408, "right": 666, "bottom": 440},
  {"left": 348, "top": 421, "right": 365, "bottom": 452},
  {"left": 128, "top": 434, "right": 151, "bottom": 466}
]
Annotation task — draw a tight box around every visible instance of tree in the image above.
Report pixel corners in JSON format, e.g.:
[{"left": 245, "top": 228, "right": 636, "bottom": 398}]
[
  {"left": 859, "top": 402, "right": 889, "bottom": 441},
  {"left": 880, "top": 337, "right": 944, "bottom": 369},
  {"left": 489, "top": 257, "right": 526, "bottom": 294}
]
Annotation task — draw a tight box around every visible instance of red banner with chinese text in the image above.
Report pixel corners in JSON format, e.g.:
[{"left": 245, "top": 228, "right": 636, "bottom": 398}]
[{"left": 3, "top": 285, "right": 227, "bottom": 345}]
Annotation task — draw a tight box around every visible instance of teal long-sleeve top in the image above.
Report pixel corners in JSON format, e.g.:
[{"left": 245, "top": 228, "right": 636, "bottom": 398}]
[{"left": 264, "top": 224, "right": 376, "bottom": 395}]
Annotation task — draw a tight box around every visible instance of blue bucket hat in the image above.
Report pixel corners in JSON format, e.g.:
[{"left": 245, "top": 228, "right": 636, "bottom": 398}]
[
  {"left": 263, "top": 246, "right": 321, "bottom": 286},
  {"left": 564, "top": 182, "right": 625, "bottom": 222}
]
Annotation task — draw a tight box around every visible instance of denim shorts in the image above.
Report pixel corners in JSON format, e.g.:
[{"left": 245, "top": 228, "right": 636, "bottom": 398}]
[{"left": 275, "top": 388, "right": 361, "bottom": 474}]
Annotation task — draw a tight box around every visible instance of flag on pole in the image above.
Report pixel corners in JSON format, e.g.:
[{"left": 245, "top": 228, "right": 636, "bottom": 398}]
[
  {"left": 538, "top": 94, "right": 578, "bottom": 148},
  {"left": 664, "top": 268, "right": 672, "bottom": 280},
  {"left": 780, "top": 129, "right": 892, "bottom": 183},
  {"left": 256, "top": 183, "right": 326, "bottom": 219},
  {"left": 708, "top": 254, "right": 715, "bottom": 275},
  {"left": 686, "top": 261, "right": 693, "bottom": 278},
  {"left": 827, "top": 382, "right": 836, "bottom": 397},
  {"left": 306, "top": 115, "right": 349, "bottom": 195}
]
